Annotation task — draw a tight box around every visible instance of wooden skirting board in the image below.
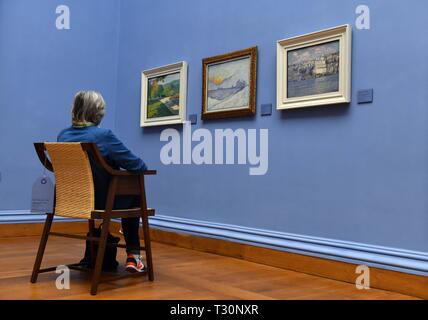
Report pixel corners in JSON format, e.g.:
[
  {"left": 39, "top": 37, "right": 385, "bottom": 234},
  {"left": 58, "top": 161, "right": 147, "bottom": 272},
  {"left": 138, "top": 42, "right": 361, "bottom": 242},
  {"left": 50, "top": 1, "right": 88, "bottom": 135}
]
[
  {"left": 1, "top": 221, "right": 427, "bottom": 299},
  {"left": 0, "top": 221, "right": 89, "bottom": 238}
]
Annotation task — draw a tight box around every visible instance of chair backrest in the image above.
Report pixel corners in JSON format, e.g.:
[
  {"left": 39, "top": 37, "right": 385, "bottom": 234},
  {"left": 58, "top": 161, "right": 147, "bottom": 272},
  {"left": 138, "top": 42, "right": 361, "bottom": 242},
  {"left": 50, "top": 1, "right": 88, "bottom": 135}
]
[{"left": 44, "top": 143, "right": 95, "bottom": 219}]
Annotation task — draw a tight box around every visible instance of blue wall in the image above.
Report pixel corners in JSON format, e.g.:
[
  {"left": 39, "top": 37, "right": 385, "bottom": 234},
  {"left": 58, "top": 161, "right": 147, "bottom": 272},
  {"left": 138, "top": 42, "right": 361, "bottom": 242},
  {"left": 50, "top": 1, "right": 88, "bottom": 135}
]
[
  {"left": 1, "top": 0, "right": 428, "bottom": 255},
  {"left": 0, "top": 0, "right": 120, "bottom": 209},
  {"left": 115, "top": 0, "right": 428, "bottom": 252}
]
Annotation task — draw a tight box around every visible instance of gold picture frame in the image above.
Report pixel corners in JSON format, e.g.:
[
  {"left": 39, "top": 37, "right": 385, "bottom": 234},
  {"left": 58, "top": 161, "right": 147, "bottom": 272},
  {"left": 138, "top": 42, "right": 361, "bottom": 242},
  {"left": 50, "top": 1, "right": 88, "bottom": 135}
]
[{"left": 202, "top": 47, "right": 257, "bottom": 120}]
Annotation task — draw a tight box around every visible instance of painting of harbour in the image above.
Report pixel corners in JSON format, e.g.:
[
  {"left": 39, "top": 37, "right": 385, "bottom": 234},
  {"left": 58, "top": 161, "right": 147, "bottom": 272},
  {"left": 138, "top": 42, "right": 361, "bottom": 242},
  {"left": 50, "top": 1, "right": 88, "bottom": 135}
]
[
  {"left": 147, "top": 72, "right": 180, "bottom": 119},
  {"left": 287, "top": 40, "right": 340, "bottom": 98},
  {"left": 206, "top": 57, "right": 250, "bottom": 111}
]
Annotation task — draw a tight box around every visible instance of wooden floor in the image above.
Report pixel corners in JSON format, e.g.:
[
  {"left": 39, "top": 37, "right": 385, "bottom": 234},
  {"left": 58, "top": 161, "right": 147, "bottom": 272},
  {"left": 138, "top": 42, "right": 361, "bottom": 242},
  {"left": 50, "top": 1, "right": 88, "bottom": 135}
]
[{"left": 0, "top": 236, "right": 419, "bottom": 300}]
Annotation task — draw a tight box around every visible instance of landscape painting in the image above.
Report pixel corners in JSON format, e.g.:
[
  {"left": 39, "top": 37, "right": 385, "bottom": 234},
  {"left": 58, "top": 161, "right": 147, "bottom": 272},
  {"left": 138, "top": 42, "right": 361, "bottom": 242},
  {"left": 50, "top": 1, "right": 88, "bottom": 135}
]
[
  {"left": 140, "top": 61, "right": 187, "bottom": 127},
  {"left": 202, "top": 47, "right": 257, "bottom": 120},
  {"left": 206, "top": 57, "right": 250, "bottom": 112},
  {"left": 277, "top": 25, "right": 351, "bottom": 109},
  {"left": 287, "top": 40, "right": 340, "bottom": 98},
  {"left": 147, "top": 72, "right": 180, "bottom": 119}
]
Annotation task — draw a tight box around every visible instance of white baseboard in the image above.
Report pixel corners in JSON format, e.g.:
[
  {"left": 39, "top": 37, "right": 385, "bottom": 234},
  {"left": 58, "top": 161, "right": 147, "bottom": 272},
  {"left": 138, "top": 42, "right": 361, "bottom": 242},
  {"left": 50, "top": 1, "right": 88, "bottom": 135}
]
[{"left": 1, "top": 210, "right": 428, "bottom": 276}]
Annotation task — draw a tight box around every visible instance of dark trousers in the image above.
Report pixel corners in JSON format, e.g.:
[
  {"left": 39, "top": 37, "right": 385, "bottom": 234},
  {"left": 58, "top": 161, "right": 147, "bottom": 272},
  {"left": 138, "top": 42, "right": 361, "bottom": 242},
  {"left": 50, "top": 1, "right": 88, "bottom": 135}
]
[
  {"left": 114, "top": 195, "right": 141, "bottom": 255},
  {"left": 91, "top": 163, "right": 141, "bottom": 255}
]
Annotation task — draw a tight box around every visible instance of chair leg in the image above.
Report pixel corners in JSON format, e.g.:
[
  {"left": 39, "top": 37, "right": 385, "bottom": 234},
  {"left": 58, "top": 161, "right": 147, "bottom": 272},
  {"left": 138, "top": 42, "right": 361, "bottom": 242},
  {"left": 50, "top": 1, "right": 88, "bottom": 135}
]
[
  {"left": 141, "top": 212, "right": 154, "bottom": 281},
  {"left": 30, "top": 213, "right": 54, "bottom": 283},
  {"left": 90, "top": 217, "right": 110, "bottom": 295},
  {"left": 88, "top": 219, "right": 96, "bottom": 268}
]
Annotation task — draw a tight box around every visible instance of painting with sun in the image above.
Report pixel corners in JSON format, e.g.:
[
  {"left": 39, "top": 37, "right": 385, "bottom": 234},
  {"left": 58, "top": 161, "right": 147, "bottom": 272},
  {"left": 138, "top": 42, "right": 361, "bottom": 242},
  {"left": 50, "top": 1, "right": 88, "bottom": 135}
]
[{"left": 202, "top": 47, "right": 257, "bottom": 120}]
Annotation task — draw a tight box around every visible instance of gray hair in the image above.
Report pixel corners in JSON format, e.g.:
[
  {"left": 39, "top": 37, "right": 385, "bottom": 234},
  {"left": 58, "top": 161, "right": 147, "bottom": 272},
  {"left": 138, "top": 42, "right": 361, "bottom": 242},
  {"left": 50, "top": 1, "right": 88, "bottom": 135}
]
[{"left": 71, "top": 91, "right": 106, "bottom": 126}]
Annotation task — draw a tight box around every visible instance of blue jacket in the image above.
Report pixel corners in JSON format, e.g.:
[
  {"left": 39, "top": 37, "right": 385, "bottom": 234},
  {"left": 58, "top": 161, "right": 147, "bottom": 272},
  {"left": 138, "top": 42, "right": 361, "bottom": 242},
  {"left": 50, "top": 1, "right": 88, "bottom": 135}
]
[
  {"left": 57, "top": 126, "right": 147, "bottom": 209},
  {"left": 57, "top": 125, "right": 147, "bottom": 172}
]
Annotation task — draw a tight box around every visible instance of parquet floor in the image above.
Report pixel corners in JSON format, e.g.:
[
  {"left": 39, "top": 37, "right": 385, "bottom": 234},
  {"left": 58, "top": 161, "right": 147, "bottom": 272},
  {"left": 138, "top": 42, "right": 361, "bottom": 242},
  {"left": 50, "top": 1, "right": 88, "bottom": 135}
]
[{"left": 0, "top": 236, "right": 418, "bottom": 300}]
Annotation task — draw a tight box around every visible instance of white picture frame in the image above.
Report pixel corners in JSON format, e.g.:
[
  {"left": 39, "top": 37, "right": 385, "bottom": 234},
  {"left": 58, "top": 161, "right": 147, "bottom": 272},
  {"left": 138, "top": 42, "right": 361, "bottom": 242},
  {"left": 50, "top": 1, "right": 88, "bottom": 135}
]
[
  {"left": 277, "top": 24, "right": 352, "bottom": 110},
  {"left": 140, "top": 61, "right": 187, "bottom": 127}
]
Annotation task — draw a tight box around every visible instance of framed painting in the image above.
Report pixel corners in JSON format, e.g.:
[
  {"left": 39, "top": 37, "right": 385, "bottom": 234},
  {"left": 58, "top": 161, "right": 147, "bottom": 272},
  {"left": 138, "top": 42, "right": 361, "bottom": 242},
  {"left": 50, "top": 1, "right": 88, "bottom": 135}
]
[
  {"left": 277, "top": 24, "right": 352, "bottom": 110},
  {"left": 202, "top": 47, "right": 257, "bottom": 120},
  {"left": 140, "top": 61, "right": 187, "bottom": 127}
]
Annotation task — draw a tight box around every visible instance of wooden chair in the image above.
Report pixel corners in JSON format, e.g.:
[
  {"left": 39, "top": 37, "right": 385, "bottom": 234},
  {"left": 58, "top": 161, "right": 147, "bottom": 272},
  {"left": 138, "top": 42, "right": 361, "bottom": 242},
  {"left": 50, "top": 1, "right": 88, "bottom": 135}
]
[{"left": 30, "top": 142, "right": 156, "bottom": 295}]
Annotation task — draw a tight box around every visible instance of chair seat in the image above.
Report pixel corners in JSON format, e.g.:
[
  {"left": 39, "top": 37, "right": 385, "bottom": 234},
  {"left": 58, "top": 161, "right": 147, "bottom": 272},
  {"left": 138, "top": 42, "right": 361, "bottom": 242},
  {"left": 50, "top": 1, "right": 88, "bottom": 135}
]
[{"left": 91, "top": 208, "right": 155, "bottom": 219}]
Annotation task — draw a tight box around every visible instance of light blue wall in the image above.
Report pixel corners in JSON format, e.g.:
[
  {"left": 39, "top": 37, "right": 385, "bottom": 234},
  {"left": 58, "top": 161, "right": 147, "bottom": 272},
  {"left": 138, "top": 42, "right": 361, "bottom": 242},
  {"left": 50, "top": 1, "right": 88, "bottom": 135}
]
[
  {"left": 0, "top": 0, "right": 121, "bottom": 209},
  {"left": 115, "top": 0, "right": 428, "bottom": 252},
  {"left": 1, "top": 0, "right": 427, "bottom": 256}
]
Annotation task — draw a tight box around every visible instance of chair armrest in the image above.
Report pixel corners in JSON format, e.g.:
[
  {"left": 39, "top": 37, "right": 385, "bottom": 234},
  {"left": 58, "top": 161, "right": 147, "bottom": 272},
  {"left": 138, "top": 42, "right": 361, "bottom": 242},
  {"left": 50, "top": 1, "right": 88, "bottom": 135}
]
[
  {"left": 142, "top": 170, "right": 157, "bottom": 175},
  {"left": 109, "top": 169, "right": 157, "bottom": 177},
  {"left": 81, "top": 142, "right": 157, "bottom": 177}
]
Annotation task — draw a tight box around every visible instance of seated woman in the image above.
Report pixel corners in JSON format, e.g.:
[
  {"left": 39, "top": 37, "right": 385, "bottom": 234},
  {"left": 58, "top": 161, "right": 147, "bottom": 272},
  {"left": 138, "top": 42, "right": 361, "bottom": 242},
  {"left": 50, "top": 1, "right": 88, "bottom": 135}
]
[{"left": 58, "top": 90, "right": 146, "bottom": 273}]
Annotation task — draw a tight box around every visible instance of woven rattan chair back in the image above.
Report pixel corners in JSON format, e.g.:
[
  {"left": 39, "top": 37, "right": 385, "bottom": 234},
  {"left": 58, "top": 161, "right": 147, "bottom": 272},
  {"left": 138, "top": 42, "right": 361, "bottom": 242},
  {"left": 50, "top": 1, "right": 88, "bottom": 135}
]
[{"left": 45, "top": 143, "right": 95, "bottom": 219}]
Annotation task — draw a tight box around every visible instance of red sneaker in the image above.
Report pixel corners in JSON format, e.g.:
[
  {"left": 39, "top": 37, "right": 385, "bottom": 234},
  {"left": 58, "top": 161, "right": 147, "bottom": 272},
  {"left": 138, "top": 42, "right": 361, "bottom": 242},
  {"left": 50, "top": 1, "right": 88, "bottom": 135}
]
[{"left": 125, "top": 254, "right": 145, "bottom": 273}]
